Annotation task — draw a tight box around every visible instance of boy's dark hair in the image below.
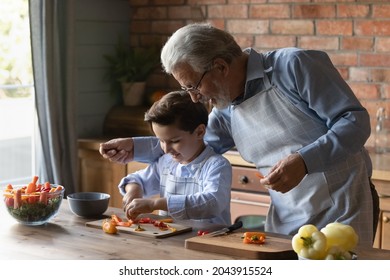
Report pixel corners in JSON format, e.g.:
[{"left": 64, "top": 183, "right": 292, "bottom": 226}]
[{"left": 144, "top": 91, "right": 208, "bottom": 133}]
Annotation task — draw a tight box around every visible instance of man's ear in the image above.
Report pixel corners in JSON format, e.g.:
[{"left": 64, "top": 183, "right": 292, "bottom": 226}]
[
  {"left": 194, "top": 124, "right": 206, "bottom": 139},
  {"left": 213, "top": 58, "right": 229, "bottom": 77}
]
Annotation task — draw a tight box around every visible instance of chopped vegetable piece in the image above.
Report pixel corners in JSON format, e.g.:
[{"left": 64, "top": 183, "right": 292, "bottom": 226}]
[
  {"left": 134, "top": 225, "right": 145, "bottom": 231},
  {"left": 102, "top": 219, "right": 117, "bottom": 234},
  {"left": 39, "top": 192, "right": 48, "bottom": 205},
  {"left": 13, "top": 189, "right": 22, "bottom": 209},
  {"left": 242, "top": 232, "right": 266, "bottom": 244}
]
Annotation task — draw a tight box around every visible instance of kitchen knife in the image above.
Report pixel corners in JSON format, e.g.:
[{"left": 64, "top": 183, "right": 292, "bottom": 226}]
[{"left": 207, "top": 221, "right": 243, "bottom": 237}]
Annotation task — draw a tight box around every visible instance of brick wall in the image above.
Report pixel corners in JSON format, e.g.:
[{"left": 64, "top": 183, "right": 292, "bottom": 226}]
[{"left": 129, "top": 0, "right": 390, "bottom": 149}]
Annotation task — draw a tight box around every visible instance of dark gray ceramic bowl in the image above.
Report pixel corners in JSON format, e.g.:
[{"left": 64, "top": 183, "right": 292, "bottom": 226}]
[{"left": 67, "top": 192, "right": 110, "bottom": 217}]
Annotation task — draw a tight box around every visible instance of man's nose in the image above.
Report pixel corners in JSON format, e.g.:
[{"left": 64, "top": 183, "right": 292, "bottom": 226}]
[{"left": 188, "top": 91, "right": 201, "bottom": 103}]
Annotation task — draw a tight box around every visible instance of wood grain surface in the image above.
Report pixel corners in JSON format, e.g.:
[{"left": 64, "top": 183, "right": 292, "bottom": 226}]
[
  {"left": 185, "top": 232, "right": 297, "bottom": 260},
  {"left": 86, "top": 215, "right": 192, "bottom": 238}
]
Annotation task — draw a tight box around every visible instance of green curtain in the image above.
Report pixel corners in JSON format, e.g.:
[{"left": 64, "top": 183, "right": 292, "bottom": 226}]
[{"left": 29, "top": 0, "right": 77, "bottom": 195}]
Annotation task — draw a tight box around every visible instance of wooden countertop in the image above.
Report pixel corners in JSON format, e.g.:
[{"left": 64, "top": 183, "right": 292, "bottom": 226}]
[{"left": 2, "top": 200, "right": 390, "bottom": 260}]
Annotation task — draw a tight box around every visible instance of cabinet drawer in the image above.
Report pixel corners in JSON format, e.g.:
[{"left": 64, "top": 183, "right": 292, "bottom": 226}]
[
  {"left": 232, "top": 166, "right": 269, "bottom": 193},
  {"left": 381, "top": 210, "right": 390, "bottom": 250},
  {"left": 230, "top": 190, "right": 270, "bottom": 224}
]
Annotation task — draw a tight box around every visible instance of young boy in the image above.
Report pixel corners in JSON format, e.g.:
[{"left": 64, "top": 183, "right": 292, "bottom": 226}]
[{"left": 118, "top": 91, "right": 232, "bottom": 225}]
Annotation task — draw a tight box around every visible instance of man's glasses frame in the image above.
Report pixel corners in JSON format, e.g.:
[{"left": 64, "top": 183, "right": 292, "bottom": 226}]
[{"left": 181, "top": 71, "right": 208, "bottom": 94}]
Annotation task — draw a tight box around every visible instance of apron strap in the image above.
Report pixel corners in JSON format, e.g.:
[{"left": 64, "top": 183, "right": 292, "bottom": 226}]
[{"left": 263, "top": 66, "right": 273, "bottom": 89}]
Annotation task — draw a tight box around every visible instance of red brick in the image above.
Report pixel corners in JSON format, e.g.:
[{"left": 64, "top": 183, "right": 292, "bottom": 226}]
[
  {"left": 234, "top": 35, "right": 255, "bottom": 49},
  {"left": 336, "top": 67, "right": 349, "bottom": 80},
  {"left": 382, "top": 84, "right": 390, "bottom": 99},
  {"left": 187, "top": 0, "right": 225, "bottom": 4},
  {"left": 132, "top": 6, "right": 167, "bottom": 20},
  {"left": 255, "top": 35, "right": 296, "bottom": 49},
  {"left": 360, "top": 54, "right": 390, "bottom": 67},
  {"left": 316, "top": 20, "right": 352, "bottom": 35},
  {"left": 208, "top": 5, "right": 248, "bottom": 18},
  {"left": 150, "top": 20, "right": 186, "bottom": 35},
  {"left": 168, "top": 6, "right": 198, "bottom": 19},
  {"left": 355, "top": 20, "right": 390, "bottom": 36},
  {"left": 131, "top": 21, "right": 152, "bottom": 34},
  {"left": 373, "top": 5, "right": 390, "bottom": 18},
  {"left": 349, "top": 67, "right": 371, "bottom": 82},
  {"left": 348, "top": 82, "right": 380, "bottom": 100},
  {"left": 250, "top": 4, "right": 290, "bottom": 19},
  {"left": 342, "top": 37, "right": 374, "bottom": 51},
  {"left": 376, "top": 38, "right": 390, "bottom": 52},
  {"left": 293, "top": 4, "right": 335, "bottom": 18},
  {"left": 208, "top": 19, "right": 225, "bottom": 30},
  {"left": 227, "top": 20, "right": 269, "bottom": 34},
  {"left": 149, "top": 0, "right": 184, "bottom": 4},
  {"left": 337, "top": 4, "right": 370, "bottom": 18},
  {"left": 270, "top": 0, "right": 309, "bottom": 2},
  {"left": 271, "top": 20, "right": 314, "bottom": 35},
  {"left": 371, "top": 69, "right": 390, "bottom": 83},
  {"left": 328, "top": 52, "right": 358, "bottom": 67},
  {"left": 299, "top": 36, "right": 339, "bottom": 50}
]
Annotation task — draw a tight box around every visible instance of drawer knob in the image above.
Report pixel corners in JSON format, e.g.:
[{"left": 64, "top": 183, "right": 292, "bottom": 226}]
[
  {"left": 239, "top": 176, "right": 249, "bottom": 184},
  {"left": 384, "top": 216, "right": 389, "bottom": 223}
]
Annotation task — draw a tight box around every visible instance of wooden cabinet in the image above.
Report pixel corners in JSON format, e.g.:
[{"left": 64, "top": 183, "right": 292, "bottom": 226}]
[
  {"left": 225, "top": 150, "right": 390, "bottom": 249},
  {"left": 78, "top": 139, "right": 147, "bottom": 208},
  {"left": 229, "top": 164, "right": 270, "bottom": 226},
  {"left": 375, "top": 198, "right": 390, "bottom": 250},
  {"left": 380, "top": 210, "right": 390, "bottom": 249}
]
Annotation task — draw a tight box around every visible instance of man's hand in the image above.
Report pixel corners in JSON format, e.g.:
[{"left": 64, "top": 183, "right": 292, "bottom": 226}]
[
  {"left": 99, "top": 138, "right": 134, "bottom": 164},
  {"left": 259, "top": 153, "right": 307, "bottom": 193}
]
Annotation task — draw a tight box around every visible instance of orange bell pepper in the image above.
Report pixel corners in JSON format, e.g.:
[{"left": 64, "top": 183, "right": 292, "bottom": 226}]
[{"left": 242, "top": 232, "right": 266, "bottom": 244}]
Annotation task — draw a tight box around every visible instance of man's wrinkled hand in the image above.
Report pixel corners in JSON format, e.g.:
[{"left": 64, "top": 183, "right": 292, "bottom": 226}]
[
  {"left": 99, "top": 138, "right": 134, "bottom": 164},
  {"left": 259, "top": 153, "right": 307, "bottom": 193}
]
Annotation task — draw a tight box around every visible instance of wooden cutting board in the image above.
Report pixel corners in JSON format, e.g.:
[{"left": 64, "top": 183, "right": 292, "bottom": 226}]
[
  {"left": 185, "top": 232, "right": 297, "bottom": 259},
  {"left": 86, "top": 215, "right": 192, "bottom": 238}
]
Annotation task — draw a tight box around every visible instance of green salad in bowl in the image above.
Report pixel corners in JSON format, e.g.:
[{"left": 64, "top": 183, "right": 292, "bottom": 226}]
[{"left": 2, "top": 176, "right": 65, "bottom": 226}]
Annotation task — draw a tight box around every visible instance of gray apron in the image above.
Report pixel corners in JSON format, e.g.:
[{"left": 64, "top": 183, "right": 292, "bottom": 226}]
[
  {"left": 159, "top": 155, "right": 220, "bottom": 224},
  {"left": 231, "top": 69, "right": 373, "bottom": 246}
]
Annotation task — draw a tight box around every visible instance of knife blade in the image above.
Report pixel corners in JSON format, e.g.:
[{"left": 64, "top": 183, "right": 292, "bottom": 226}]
[{"left": 207, "top": 221, "right": 243, "bottom": 237}]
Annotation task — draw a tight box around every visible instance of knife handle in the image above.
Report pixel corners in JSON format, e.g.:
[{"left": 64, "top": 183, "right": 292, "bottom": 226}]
[{"left": 228, "top": 221, "right": 243, "bottom": 232}]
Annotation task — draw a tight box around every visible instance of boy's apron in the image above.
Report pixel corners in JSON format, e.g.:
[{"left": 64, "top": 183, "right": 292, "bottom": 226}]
[
  {"left": 159, "top": 155, "right": 229, "bottom": 225},
  {"left": 231, "top": 68, "right": 373, "bottom": 246}
]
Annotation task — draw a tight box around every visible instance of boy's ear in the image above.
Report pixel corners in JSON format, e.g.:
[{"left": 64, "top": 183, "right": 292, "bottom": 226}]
[{"left": 195, "top": 124, "right": 206, "bottom": 138}]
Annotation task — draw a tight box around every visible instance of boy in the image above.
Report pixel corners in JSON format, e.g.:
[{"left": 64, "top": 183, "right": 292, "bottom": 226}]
[{"left": 118, "top": 91, "right": 232, "bottom": 225}]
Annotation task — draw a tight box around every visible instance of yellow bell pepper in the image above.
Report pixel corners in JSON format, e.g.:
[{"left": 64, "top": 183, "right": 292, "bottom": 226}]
[
  {"left": 320, "top": 222, "right": 358, "bottom": 252},
  {"left": 292, "top": 224, "right": 327, "bottom": 260}
]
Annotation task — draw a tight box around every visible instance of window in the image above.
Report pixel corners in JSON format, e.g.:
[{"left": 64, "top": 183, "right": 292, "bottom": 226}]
[{"left": 0, "top": 0, "right": 35, "bottom": 185}]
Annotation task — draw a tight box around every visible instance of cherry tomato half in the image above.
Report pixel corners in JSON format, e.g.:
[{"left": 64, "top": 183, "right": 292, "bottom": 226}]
[{"left": 197, "top": 230, "right": 209, "bottom": 236}]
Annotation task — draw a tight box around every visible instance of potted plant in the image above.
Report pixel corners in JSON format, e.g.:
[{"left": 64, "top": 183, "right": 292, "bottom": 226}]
[{"left": 104, "top": 38, "right": 160, "bottom": 106}]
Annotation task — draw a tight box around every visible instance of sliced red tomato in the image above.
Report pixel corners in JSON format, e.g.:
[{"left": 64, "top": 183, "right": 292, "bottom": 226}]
[
  {"left": 116, "top": 221, "right": 132, "bottom": 227},
  {"left": 111, "top": 214, "right": 122, "bottom": 224},
  {"left": 138, "top": 217, "right": 154, "bottom": 224},
  {"left": 154, "top": 220, "right": 168, "bottom": 229},
  {"left": 197, "top": 230, "right": 209, "bottom": 236}
]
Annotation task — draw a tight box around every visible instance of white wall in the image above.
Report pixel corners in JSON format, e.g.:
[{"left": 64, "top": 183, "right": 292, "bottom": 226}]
[{"left": 74, "top": 0, "right": 129, "bottom": 138}]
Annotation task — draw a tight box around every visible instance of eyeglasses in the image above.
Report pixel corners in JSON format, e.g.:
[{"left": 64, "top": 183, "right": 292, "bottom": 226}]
[{"left": 181, "top": 71, "right": 208, "bottom": 94}]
